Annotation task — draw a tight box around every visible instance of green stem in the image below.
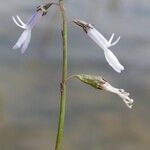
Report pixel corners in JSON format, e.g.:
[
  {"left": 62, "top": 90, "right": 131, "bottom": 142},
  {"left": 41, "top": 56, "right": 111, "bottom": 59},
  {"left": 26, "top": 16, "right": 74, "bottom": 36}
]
[{"left": 55, "top": 0, "right": 68, "bottom": 150}]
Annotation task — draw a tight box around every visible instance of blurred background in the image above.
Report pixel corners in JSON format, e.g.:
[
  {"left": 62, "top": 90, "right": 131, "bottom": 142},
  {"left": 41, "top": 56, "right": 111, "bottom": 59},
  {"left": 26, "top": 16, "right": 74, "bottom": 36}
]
[{"left": 0, "top": 0, "right": 150, "bottom": 150}]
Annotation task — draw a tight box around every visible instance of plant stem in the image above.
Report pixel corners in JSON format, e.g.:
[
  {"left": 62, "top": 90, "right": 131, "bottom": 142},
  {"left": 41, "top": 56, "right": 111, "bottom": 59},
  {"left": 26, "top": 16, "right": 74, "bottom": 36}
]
[{"left": 55, "top": 0, "right": 68, "bottom": 150}]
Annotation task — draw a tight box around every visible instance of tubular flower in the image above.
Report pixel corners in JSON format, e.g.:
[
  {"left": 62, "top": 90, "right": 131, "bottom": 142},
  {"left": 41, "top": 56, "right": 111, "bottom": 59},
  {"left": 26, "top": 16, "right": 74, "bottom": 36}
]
[
  {"left": 12, "top": 3, "right": 52, "bottom": 53},
  {"left": 73, "top": 19, "right": 124, "bottom": 73},
  {"left": 76, "top": 74, "right": 134, "bottom": 109}
]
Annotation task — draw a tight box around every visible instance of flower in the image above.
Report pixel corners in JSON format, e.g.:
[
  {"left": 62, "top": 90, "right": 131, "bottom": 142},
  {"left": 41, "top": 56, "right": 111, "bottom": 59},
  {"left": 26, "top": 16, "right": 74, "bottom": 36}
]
[
  {"left": 102, "top": 80, "right": 134, "bottom": 109},
  {"left": 73, "top": 19, "right": 124, "bottom": 73},
  {"left": 76, "top": 74, "right": 134, "bottom": 109},
  {"left": 12, "top": 3, "right": 52, "bottom": 53}
]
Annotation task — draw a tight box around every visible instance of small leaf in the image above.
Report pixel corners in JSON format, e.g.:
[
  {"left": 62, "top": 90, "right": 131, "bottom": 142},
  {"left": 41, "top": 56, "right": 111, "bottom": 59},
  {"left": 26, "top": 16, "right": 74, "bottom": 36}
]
[{"left": 76, "top": 74, "right": 106, "bottom": 90}]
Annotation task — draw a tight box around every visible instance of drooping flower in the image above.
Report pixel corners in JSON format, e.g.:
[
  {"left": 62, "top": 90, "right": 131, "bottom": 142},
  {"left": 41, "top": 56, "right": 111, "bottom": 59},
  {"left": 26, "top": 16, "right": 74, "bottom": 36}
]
[
  {"left": 73, "top": 19, "right": 124, "bottom": 73},
  {"left": 75, "top": 74, "right": 134, "bottom": 108},
  {"left": 102, "top": 80, "right": 134, "bottom": 109},
  {"left": 12, "top": 3, "right": 52, "bottom": 53}
]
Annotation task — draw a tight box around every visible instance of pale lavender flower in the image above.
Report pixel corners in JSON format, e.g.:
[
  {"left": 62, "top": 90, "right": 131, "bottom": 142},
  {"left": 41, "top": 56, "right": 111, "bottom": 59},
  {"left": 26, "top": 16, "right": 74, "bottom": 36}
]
[
  {"left": 73, "top": 20, "right": 124, "bottom": 73},
  {"left": 12, "top": 10, "right": 43, "bottom": 53},
  {"left": 12, "top": 3, "right": 53, "bottom": 53}
]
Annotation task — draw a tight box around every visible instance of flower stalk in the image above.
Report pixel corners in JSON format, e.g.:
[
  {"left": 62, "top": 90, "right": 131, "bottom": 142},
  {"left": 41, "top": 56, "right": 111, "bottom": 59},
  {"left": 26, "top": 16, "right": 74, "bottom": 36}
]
[
  {"left": 55, "top": 0, "right": 68, "bottom": 150},
  {"left": 12, "top": 2, "right": 135, "bottom": 150}
]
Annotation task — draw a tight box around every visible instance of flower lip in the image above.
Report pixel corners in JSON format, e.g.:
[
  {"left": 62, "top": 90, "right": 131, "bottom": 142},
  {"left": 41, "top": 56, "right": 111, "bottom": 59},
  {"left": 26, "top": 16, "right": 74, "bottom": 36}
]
[{"left": 102, "top": 82, "right": 134, "bottom": 108}]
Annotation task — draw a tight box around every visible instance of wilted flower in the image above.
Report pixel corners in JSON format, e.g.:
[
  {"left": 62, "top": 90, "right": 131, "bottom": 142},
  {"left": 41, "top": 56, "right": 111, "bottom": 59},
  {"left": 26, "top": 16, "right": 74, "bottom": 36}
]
[
  {"left": 12, "top": 3, "right": 52, "bottom": 53},
  {"left": 73, "top": 19, "right": 124, "bottom": 73},
  {"left": 76, "top": 74, "right": 134, "bottom": 108}
]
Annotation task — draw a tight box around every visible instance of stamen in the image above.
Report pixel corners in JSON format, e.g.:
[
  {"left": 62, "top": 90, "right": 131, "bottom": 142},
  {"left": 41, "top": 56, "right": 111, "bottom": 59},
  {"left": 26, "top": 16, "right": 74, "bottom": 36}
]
[
  {"left": 110, "top": 36, "right": 121, "bottom": 47},
  {"left": 12, "top": 16, "right": 26, "bottom": 29},
  {"left": 108, "top": 33, "right": 115, "bottom": 44},
  {"left": 16, "top": 15, "right": 26, "bottom": 26}
]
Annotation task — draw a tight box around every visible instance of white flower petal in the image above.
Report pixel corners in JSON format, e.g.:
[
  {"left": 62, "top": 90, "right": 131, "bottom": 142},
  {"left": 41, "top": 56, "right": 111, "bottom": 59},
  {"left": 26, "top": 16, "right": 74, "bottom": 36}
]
[
  {"left": 88, "top": 28, "right": 107, "bottom": 50},
  {"left": 21, "top": 29, "right": 31, "bottom": 53},
  {"left": 90, "top": 27, "right": 110, "bottom": 47},
  {"left": 117, "top": 91, "right": 134, "bottom": 109},
  {"left": 102, "top": 82, "right": 134, "bottom": 109},
  {"left": 13, "top": 29, "right": 29, "bottom": 49},
  {"left": 92, "top": 28, "right": 110, "bottom": 46},
  {"left": 104, "top": 49, "right": 124, "bottom": 73}
]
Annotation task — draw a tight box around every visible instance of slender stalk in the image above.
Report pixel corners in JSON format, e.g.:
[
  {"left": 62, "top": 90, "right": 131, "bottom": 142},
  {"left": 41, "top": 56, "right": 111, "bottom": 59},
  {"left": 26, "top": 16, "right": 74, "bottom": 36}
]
[{"left": 55, "top": 0, "right": 68, "bottom": 150}]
